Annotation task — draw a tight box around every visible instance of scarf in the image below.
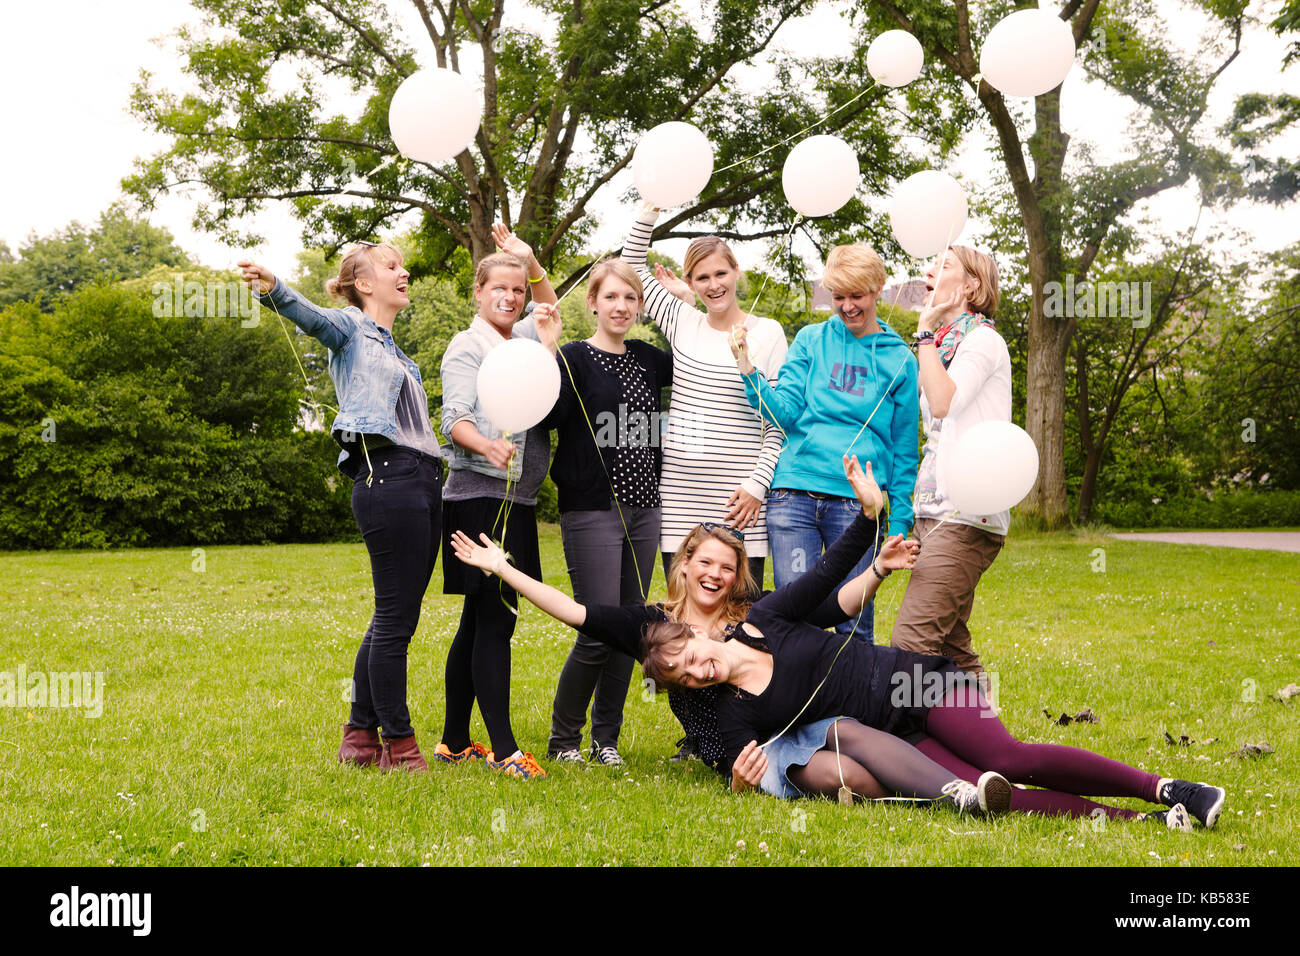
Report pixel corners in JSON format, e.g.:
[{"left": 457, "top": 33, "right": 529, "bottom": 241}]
[{"left": 934, "top": 311, "right": 995, "bottom": 368}]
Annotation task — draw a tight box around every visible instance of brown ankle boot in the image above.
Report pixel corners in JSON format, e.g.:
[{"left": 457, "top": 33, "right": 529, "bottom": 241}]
[
  {"left": 379, "top": 735, "right": 429, "bottom": 772},
  {"left": 338, "top": 725, "right": 382, "bottom": 767}
]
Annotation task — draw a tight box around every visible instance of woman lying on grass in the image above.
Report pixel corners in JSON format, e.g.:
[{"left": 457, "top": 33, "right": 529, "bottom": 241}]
[
  {"left": 635, "top": 456, "right": 1227, "bottom": 830},
  {"left": 453, "top": 458, "right": 1223, "bottom": 827}
]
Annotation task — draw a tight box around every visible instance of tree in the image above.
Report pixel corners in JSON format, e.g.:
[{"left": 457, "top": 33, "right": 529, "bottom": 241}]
[
  {"left": 857, "top": 0, "right": 1260, "bottom": 526},
  {"left": 125, "top": 0, "right": 960, "bottom": 291},
  {"left": 0, "top": 206, "right": 191, "bottom": 309}
]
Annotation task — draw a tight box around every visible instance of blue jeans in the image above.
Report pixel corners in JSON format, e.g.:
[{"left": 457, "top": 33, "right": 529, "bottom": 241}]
[{"left": 767, "top": 489, "right": 880, "bottom": 643}]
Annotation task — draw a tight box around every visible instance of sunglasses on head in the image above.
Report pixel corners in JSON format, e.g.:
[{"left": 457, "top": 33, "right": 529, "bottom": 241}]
[
  {"left": 355, "top": 239, "right": 378, "bottom": 248},
  {"left": 700, "top": 522, "right": 744, "bottom": 541}
]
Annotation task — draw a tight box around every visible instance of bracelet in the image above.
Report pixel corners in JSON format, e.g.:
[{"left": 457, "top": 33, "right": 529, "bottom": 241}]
[
  {"left": 528, "top": 274, "right": 545, "bottom": 284},
  {"left": 912, "top": 330, "right": 935, "bottom": 347},
  {"left": 870, "top": 558, "right": 891, "bottom": 580}
]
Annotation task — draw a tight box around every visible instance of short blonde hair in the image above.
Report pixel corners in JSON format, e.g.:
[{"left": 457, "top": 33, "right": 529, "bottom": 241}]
[
  {"left": 949, "top": 245, "right": 999, "bottom": 317},
  {"left": 586, "top": 258, "right": 644, "bottom": 304},
  {"left": 822, "top": 244, "right": 887, "bottom": 296},
  {"left": 325, "top": 242, "right": 404, "bottom": 308},
  {"left": 473, "top": 251, "right": 528, "bottom": 289},
  {"left": 683, "top": 236, "right": 739, "bottom": 281}
]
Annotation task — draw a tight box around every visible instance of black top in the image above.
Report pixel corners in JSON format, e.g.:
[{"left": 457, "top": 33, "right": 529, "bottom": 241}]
[
  {"left": 539, "top": 339, "right": 672, "bottom": 513},
  {"left": 715, "top": 511, "right": 957, "bottom": 771},
  {"left": 582, "top": 584, "right": 852, "bottom": 773}
]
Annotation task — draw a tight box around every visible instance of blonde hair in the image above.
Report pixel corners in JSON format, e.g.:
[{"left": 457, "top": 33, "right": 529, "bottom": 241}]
[
  {"left": 822, "top": 244, "right": 886, "bottom": 296},
  {"left": 325, "top": 242, "right": 404, "bottom": 309},
  {"left": 949, "top": 245, "right": 1000, "bottom": 317},
  {"left": 683, "top": 237, "right": 739, "bottom": 281},
  {"left": 586, "top": 258, "right": 644, "bottom": 305},
  {"left": 473, "top": 252, "right": 528, "bottom": 289},
  {"left": 662, "top": 524, "right": 756, "bottom": 626}
]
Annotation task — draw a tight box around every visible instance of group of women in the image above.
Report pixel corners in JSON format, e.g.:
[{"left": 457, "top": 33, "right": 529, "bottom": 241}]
[{"left": 235, "top": 204, "right": 1226, "bottom": 830}]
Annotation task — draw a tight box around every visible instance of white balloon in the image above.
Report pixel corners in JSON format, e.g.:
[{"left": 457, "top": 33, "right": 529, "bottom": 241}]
[
  {"left": 939, "top": 421, "right": 1040, "bottom": 515},
  {"left": 979, "top": 8, "right": 1076, "bottom": 97},
  {"left": 867, "top": 30, "right": 924, "bottom": 87},
  {"left": 782, "top": 135, "right": 860, "bottom": 218},
  {"left": 389, "top": 68, "right": 482, "bottom": 163},
  {"left": 888, "top": 170, "right": 968, "bottom": 257},
  {"left": 632, "top": 122, "right": 715, "bottom": 207},
  {"left": 475, "top": 339, "right": 561, "bottom": 434}
]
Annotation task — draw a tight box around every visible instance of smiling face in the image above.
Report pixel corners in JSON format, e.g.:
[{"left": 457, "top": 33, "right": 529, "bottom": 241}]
[
  {"left": 587, "top": 273, "right": 642, "bottom": 340},
  {"left": 831, "top": 286, "right": 882, "bottom": 336},
  {"left": 688, "top": 250, "right": 740, "bottom": 315},
  {"left": 669, "top": 633, "right": 730, "bottom": 689},
  {"left": 355, "top": 247, "right": 410, "bottom": 312},
  {"left": 680, "top": 537, "right": 740, "bottom": 614},
  {"left": 474, "top": 265, "right": 529, "bottom": 334}
]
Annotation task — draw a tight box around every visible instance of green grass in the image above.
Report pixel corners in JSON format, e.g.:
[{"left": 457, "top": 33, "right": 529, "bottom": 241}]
[{"left": 1, "top": 526, "right": 1296, "bottom": 866}]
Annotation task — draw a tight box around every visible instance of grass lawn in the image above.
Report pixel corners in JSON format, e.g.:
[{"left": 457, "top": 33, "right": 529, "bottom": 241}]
[{"left": 1, "top": 525, "right": 1296, "bottom": 867}]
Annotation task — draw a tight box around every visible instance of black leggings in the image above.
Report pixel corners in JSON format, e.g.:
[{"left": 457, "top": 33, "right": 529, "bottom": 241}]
[{"left": 441, "top": 586, "right": 520, "bottom": 758}]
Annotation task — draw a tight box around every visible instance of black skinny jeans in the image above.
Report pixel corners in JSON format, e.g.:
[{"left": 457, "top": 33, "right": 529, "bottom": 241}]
[{"left": 347, "top": 448, "right": 443, "bottom": 739}]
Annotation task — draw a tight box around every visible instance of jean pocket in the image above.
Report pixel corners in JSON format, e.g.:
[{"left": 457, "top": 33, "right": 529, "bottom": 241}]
[
  {"left": 375, "top": 455, "right": 420, "bottom": 481},
  {"left": 767, "top": 488, "right": 793, "bottom": 504}
]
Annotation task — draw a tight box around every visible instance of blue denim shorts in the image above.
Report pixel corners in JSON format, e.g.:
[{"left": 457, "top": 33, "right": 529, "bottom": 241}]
[{"left": 759, "top": 716, "right": 843, "bottom": 799}]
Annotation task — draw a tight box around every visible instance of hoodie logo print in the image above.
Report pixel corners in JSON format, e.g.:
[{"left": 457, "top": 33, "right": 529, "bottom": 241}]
[{"left": 828, "top": 363, "right": 874, "bottom": 396}]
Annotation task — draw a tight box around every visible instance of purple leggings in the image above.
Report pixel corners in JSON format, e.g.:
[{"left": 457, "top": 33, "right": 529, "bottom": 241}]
[{"left": 920, "top": 689, "right": 1161, "bottom": 819}]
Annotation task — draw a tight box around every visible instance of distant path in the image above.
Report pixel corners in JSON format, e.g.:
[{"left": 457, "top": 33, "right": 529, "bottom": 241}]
[{"left": 1110, "top": 531, "right": 1300, "bottom": 553}]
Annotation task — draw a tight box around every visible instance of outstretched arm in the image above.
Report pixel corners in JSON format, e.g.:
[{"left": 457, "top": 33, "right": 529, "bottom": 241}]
[
  {"left": 239, "top": 261, "right": 353, "bottom": 352},
  {"left": 450, "top": 531, "right": 586, "bottom": 628}
]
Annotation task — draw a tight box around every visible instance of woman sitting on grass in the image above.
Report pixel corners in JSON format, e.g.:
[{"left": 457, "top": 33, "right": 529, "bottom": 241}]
[{"left": 636, "top": 457, "right": 1228, "bottom": 831}]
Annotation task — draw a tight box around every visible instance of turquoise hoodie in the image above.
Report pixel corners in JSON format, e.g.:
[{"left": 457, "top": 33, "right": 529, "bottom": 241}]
[{"left": 743, "top": 315, "right": 919, "bottom": 536}]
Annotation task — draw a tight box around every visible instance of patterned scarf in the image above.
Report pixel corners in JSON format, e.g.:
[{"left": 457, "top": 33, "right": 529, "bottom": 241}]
[{"left": 934, "top": 310, "right": 995, "bottom": 368}]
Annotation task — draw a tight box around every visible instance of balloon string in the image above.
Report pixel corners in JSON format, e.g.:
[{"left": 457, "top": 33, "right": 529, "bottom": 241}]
[
  {"left": 842, "top": 358, "right": 906, "bottom": 458},
  {"left": 491, "top": 441, "right": 521, "bottom": 617},
  {"left": 713, "top": 81, "right": 879, "bottom": 176}
]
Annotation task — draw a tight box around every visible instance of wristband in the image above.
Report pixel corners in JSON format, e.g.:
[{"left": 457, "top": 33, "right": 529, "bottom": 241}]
[
  {"left": 912, "top": 330, "right": 935, "bottom": 347},
  {"left": 528, "top": 274, "right": 545, "bottom": 284},
  {"left": 870, "top": 557, "right": 891, "bottom": 580}
]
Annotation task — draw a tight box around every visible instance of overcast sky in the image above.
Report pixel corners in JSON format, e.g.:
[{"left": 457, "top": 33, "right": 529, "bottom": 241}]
[{"left": 4, "top": 0, "right": 1297, "bottom": 286}]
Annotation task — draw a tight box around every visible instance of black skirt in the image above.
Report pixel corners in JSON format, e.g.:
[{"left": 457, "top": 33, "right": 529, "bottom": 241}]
[{"left": 441, "top": 496, "right": 542, "bottom": 597}]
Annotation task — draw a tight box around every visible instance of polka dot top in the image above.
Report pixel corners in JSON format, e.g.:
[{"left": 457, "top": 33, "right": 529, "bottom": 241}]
[{"left": 583, "top": 341, "right": 661, "bottom": 509}]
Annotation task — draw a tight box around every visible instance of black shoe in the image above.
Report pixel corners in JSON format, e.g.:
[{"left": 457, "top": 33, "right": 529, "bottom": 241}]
[
  {"left": 669, "top": 736, "right": 697, "bottom": 763},
  {"left": 1141, "top": 803, "right": 1193, "bottom": 832},
  {"left": 1158, "top": 779, "right": 1226, "bottom": 828},
  {"left": 591, "top": 742, "right": 624, "bottom": 767}
]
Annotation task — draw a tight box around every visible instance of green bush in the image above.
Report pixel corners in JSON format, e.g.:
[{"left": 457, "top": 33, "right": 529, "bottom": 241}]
[{"left": 1092, "top": 489, "right": 1300, "bottom": 529}]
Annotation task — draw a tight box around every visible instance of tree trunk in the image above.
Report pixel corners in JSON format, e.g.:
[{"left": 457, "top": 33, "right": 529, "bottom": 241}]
[
  {"left": 1022, "top": 293, "right": 1074, "bottom": 527},
  {"left": 1076, "top": 443, "right": 1103, "bottom": 524}
]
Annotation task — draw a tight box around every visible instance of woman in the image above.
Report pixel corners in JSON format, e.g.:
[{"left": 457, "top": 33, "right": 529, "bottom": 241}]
[
  {"left": 451, "top": 506, "right": 916, "bottom": 799},
  {"left": 731, "top": 243, "right": 918, "bottom": 645},
  {"left": 621, "top": 203, "right": 788, "bottom": 588},
  {"left": 891, "top": 247, "right": 1011, "bottom": 680},
  {"left": 237, "top": 237, "right": 457, "bottom": 770},
  {"left": 538, "top": 260, "right": 672, "bottom": 766},
  {"left": 437, "top": 239, "right": 560, "bottom": 780},
  {"left": 639, "top": 464, "right": 1228, "bottom": 830}
]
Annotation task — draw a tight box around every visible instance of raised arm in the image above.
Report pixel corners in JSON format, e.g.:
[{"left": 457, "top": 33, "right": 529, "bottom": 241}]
[
  {"left": 239, "top": 262, "right": 354, "bottom": 352},
  {"left": 736, "top": 328, "right": 809, "bottom": 432},
  {"left": 621, "top": 204, "right": 697, "bottom": 343},
  {"left": 752, "top": 456, "right": 882, "bottom": 623}
]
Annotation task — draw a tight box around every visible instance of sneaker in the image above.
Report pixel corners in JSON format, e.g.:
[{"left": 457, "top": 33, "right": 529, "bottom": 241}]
[
  {"left": 669, "top": 736, "right": 697, "bottom": 763},
  {"left": 1141, "top": 803, "right": 1193, "bottom": 833},
  {"left": 976, "top": 771, "right": 1013, "bottom": 814},
  {"left": 550, "top": 748, "right": 585, "bottom": 763},
  {"left": 939, "top": 779, "right": 982, "bottom": 815},
  {"left": 431, "top": 741, "right": 489, "bottom": 764},
  {"left": 1157, "top": 778, "right": 1226, "bottom": 828},
  {"left": 488, "top": 750, "right": 548, "bottom": 780},
  {"left": 591, "top": 743, "right": 625, "bottom": 767}
]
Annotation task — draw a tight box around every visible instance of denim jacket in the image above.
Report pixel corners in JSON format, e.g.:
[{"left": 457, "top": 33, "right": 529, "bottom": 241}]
[
  {"left": 255, "top": 279, "right": 429, "bottom": 470},
  {"left": 440, "top": 312, "right": 540, "bottom": 482}
]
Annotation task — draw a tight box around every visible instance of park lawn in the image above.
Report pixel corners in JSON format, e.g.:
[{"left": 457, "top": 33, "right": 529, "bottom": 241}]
[{"left": 1, "top": 525, "right": 1296, "bottom": 867}]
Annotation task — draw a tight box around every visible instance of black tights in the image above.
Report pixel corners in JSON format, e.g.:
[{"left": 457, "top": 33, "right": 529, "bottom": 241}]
[{"left": 441, "top": 588, "right": 519, "bottom": 758}]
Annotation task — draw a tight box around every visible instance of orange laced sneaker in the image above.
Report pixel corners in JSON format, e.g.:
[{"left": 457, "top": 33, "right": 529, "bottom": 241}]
[
  {"left": 432, "top": 741, "right": 490, "bottom": 764},
  {"left": 487, "top": 750, "right": 547, "bottom": 780}
]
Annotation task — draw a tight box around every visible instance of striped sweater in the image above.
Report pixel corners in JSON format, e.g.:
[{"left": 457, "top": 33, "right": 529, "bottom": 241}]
[{"left": 623, "top": 212, "right": 788, "bottom": 556}]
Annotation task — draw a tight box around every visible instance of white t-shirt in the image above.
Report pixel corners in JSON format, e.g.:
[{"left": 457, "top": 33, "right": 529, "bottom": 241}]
[{"left": 913, "top": 325, "right": 1013, "bottom": 535}]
